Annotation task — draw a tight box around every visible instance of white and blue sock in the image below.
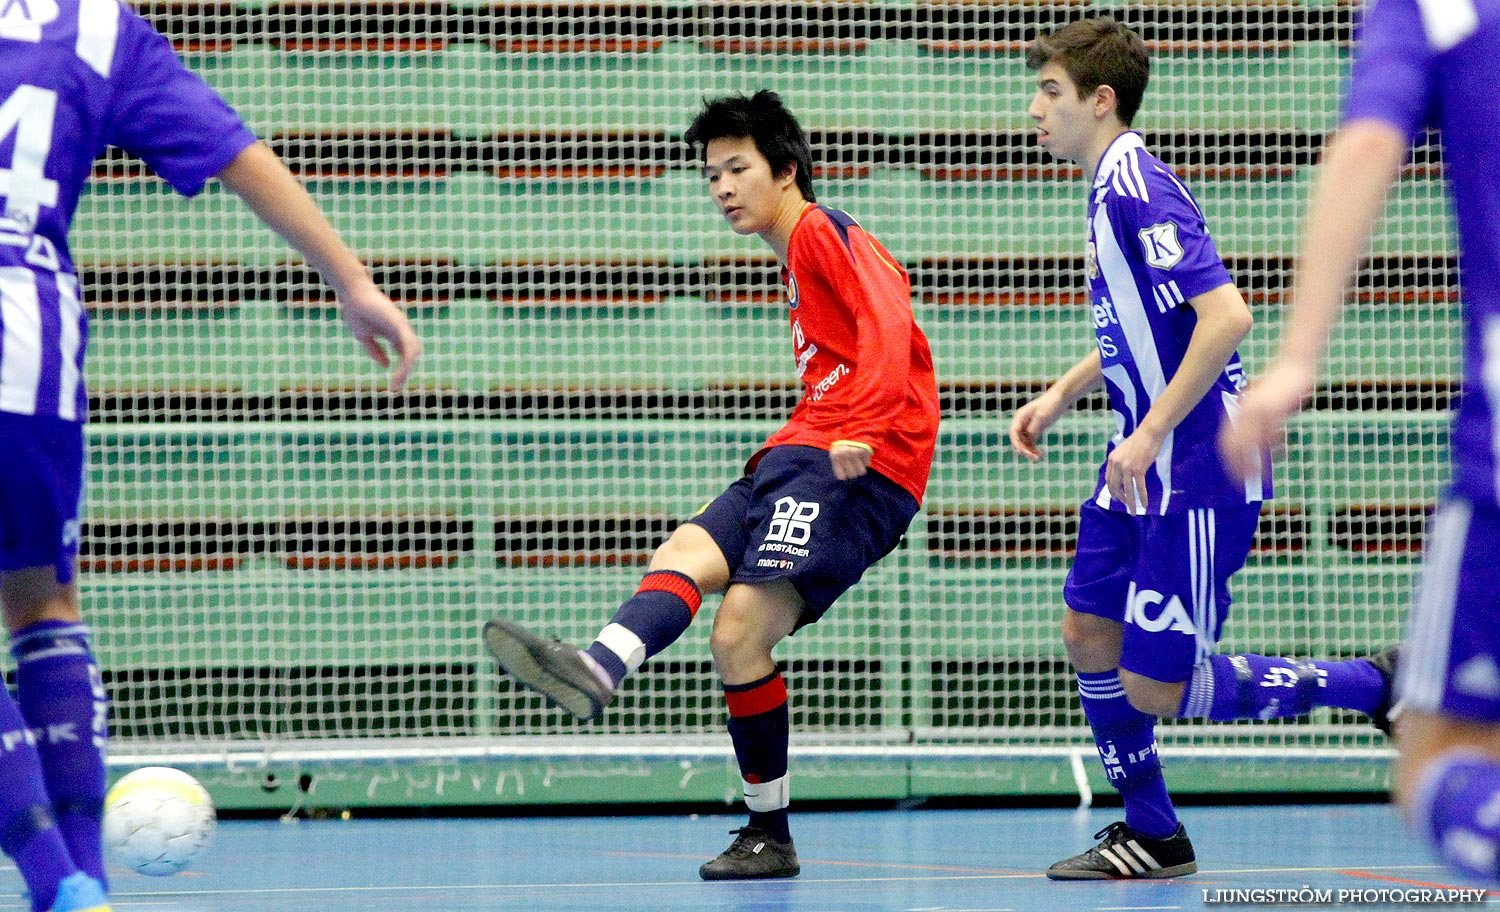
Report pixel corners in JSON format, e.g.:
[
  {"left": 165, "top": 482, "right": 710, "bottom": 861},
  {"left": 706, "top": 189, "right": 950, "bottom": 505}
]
[
  {"left": 725, "top": 671, "right": 791, "bottom": 844},
  {"left": 12, "top": 621, "right": 108, "bottom": 886},
  {"left": 1078, "top": 670, "right": 1178, "bottom": 839},
  {"left": 584, "top": 570, "right": 701, "bottom": 687},
  {"left": 1178, "top": 653, "right": 1384, "bottom": 721},
  {"left": 0, "top": 683, "right": 80, "bottom": 911}
]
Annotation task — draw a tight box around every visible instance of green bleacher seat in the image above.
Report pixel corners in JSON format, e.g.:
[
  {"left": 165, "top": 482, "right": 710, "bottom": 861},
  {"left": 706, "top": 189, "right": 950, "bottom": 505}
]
[
  {"left": 83, "top": 415, "right": 1447, "bottom": 569},
  {"left": 183, "top": 40, "right": 1348, "bottom": 136},
  {"left": 74, "top": 166, "right": 1451, "bottom": 265}
]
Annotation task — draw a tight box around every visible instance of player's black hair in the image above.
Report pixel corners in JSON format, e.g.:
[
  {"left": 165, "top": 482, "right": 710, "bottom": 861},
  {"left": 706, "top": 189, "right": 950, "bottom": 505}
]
[
  {"left": 1026, "top": 17, "right": 1150, "bottom": 127},
  {"left": 684, "top": 89, "right": 816, "bottom": 202}
]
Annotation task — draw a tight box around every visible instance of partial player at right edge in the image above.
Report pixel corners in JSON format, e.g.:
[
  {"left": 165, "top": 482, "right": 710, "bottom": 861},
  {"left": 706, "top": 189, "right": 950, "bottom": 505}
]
[{"left": 1223, "top": 0, "right": 1500, "bottom": 884}]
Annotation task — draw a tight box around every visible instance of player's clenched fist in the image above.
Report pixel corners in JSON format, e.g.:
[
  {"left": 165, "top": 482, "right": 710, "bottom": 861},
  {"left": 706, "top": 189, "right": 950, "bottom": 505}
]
[{"left": 829, "top": 442, "right": 873, "bottom": 480}]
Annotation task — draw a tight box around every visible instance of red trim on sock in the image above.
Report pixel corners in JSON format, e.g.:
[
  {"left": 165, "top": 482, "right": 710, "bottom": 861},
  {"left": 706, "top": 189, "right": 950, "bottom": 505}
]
[
  {"left": 725, "top": 674, "right": 788, "bottom": 718},
  {"left": 637, "top": 571, "right": 702, "bottom": 617}
]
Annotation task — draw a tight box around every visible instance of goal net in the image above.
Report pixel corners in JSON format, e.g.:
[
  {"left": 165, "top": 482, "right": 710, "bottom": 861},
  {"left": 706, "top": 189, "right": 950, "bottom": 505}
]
[{"left": 74, "top": 0, "right": 1437, "bottom": 802}]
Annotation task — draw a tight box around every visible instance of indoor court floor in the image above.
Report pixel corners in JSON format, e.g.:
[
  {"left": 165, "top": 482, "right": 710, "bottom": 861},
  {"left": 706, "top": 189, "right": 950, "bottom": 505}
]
[{"left": 2, "top": 804, "right": 1487, "bottom": 912}]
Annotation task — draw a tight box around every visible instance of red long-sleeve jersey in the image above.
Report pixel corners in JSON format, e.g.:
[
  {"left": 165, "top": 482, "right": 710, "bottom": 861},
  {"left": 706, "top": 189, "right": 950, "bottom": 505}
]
[{"left": 750, "top": 205, "right": 940, "bottom": 504}]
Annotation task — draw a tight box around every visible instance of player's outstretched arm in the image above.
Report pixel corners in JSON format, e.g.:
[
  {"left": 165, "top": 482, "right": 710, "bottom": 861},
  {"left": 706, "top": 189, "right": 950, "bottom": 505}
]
[
  {"left": 214, "top": 142, "right": 422, "bottom": 390},
  {"left": 1221, "top": 119, "right": 1407, "bottom": 481},
  {"left": 1010, "top": 350, "right": 1103, "bottom": 462}
]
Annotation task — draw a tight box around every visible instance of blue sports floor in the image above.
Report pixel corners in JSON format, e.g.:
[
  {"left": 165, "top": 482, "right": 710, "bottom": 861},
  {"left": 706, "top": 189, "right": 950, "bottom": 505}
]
[{"left": 1, "top": 804, "right": 1489, "bottom": 912}]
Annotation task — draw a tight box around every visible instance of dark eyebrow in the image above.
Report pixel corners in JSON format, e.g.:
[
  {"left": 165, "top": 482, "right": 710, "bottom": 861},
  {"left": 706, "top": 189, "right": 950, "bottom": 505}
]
[{"left": 703, "top": 155, "right": 748, "bottom": 173}]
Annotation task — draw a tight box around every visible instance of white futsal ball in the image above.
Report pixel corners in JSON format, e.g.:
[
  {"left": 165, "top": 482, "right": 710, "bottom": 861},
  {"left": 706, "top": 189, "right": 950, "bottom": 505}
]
[{"left": 102, "top": 766, "right": 216, "bottom": 876}]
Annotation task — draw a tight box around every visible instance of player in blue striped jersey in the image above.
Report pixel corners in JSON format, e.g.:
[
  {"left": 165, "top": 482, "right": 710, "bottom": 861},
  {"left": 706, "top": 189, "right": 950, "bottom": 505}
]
[
  {"left": 0, "top": 3, "right": 420, "bottom": 909},
  {"left": 1224, "top": 0, "right": 1500, "bottom": 883},
  {"left": 1011, "top": 16, "right": 1397, "bottom": 880}
]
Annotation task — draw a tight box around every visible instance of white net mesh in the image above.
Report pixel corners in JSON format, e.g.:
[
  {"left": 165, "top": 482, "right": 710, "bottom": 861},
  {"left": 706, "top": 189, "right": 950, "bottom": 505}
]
[{"left": 78, "top": 2, "right": 1435, "bottom": 776}]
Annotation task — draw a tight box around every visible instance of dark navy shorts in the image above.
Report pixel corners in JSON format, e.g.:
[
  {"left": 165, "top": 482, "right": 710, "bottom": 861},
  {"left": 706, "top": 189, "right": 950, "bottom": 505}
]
[
  {"left": 0, "top": 412, "right": 86, "bottom": 584},
  {"left": 1403, "top": 497, "right": 1500, "bottom": 722},
  {"left": 1064, "top": 498, "right": 1260, "bottom": 684},
  {"left": 687, "top": 445, "right": 918, "bottom": 628}
]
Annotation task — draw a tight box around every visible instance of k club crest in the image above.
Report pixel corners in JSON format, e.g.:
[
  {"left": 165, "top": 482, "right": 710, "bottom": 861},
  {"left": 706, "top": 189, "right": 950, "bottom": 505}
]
[
  {"left": 1139, "top": 221, "right": 1185, "bottom": 270},
  {"left": 1, "top": 0, "right": 60, "bottom": 35},
  {"left": 786, "top": 273, "right": 800, "bottom": 309},
  {"left": 1085, "top": 241, "right": 1098, "bottom": 281}
]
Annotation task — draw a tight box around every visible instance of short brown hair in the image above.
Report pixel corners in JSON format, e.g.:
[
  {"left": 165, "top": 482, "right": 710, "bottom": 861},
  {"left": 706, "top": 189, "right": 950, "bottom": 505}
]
[{"left": 1026, "top": 17, "right": 1149, "bottom": 127}]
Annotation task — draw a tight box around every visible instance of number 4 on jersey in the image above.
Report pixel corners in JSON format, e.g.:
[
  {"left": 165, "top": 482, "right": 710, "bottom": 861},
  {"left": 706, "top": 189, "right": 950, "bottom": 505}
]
[{"left": 0, "top": 85, "right": 61, "bottom": 233}]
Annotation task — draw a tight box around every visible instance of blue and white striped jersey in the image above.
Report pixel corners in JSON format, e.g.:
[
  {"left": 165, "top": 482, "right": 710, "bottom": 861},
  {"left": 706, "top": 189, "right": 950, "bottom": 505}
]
[
  {"left": 1086, "top": 131, "right": 1272, "bottom": 514},
  {"left": 0, "top": 0, "right": 255, "bottom": 421},
  {"left": 1344, "top": 0, "right": 1500, "bottom": 506}
]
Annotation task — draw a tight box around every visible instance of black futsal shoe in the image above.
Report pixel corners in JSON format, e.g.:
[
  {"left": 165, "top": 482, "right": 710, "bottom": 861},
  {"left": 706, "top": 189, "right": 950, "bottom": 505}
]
[
  {"left": 699, "top": 827, "right": 801, "bottom": 880},
  {"left": 1047, "top": 821, "right": 1197, "bottom": 880},
  {"left": 481, "top": 616, "right": 612, "bottom": 721}
]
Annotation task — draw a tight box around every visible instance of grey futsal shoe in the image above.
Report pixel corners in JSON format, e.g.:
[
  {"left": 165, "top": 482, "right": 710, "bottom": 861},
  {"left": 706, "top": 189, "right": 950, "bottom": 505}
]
[
  {"left": 481, "top": 616, "right": 612, "bottom": 721},
  {"left": 1366, "top": 645, "right": 1403, "bottom": 736},
  {"left": 699, "top": 827, "right": 801, "bottom": 880},
  {"left": 1047, "top": 822, "right": 1197, "bottom": 880}
]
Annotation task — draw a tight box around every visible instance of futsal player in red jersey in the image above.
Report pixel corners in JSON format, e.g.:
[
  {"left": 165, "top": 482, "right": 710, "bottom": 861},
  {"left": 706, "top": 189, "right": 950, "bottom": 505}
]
[{"left": 483, "top": 89, "right": 939, "bottom": 879}]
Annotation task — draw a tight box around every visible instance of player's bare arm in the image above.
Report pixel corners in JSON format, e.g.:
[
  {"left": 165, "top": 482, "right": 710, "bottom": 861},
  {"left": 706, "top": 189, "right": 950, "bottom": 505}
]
[
  {"left": 215, "top": 142, "right": 423, "bottom": 390},
  {"left": 1221, "top": 120, "right": 1408, "bottom": 482},
  {"left": 1107, "top": 282, "right": 1252, "bottom": 511},
  {"left": 1011, "top": 349, "right": 1103, "bottom": 462}
]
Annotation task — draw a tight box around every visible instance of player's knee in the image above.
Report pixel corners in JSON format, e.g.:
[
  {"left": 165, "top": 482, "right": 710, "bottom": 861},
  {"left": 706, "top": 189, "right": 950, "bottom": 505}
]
[
  {"left": 648, "top": 531, "right": 696, "bottom": 569},
  {"left": 1059, "top": 610, "right": 1120, "bottom": 672},
  {"left": 708, "top": 612, "right": 752, "bottom": 672},
  {"left": 0, "top": 569, "right": 82, "bottom": 634},
  {"left": 710, "top": 613, "right": 777, "bottom": 683},
  {"left": 1119, "top": 670, "right": 1184, "bottom": 717}
]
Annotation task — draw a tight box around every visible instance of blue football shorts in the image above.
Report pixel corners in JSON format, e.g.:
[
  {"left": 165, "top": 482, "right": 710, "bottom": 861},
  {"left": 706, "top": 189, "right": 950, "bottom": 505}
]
[
  {"left": 687, "top": 444, "right": 918, "bottom": 628},
  {"left": 1064, "top": 497, "right": 1261, "bottom": 684},
  {"left": 0, "top": 412, "right": 86, "bottom": 584},
  {"left": 1403, "top": 496, "right": 1500, "bottom": 722}
]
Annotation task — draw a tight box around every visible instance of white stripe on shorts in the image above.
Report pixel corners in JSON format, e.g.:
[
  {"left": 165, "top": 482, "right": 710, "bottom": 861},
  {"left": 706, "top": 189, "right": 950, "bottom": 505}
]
[
  {"left": 1405, "top": 499, "right": 1469, "bottom": 711},
  {"left": 1189, "top": 508, "right": 1218, "bottom": 665},
  {"left": 1189, "top": 509, "right": 1204, "bottom": 663},
  {"left": 56, "top": 274, "right": 83, "bottom": 421},
  {"left": 1204, "top": 508, "right": 1217, "bottom": 660},
  {"left": 1485, "top": 317, "right": 1500, "bottom": 500},
  {"left": 0, "top": 267, "right": 42, "bottom": 415}
]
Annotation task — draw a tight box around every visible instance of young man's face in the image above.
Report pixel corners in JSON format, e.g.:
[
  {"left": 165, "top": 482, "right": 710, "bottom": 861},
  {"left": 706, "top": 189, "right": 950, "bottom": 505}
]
[
  {"left": 703, "top": 136, "right": 793, "bottom": 236},
  {"left": 1028, "top": 61, "right": 1100, "bottom": 166}
]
